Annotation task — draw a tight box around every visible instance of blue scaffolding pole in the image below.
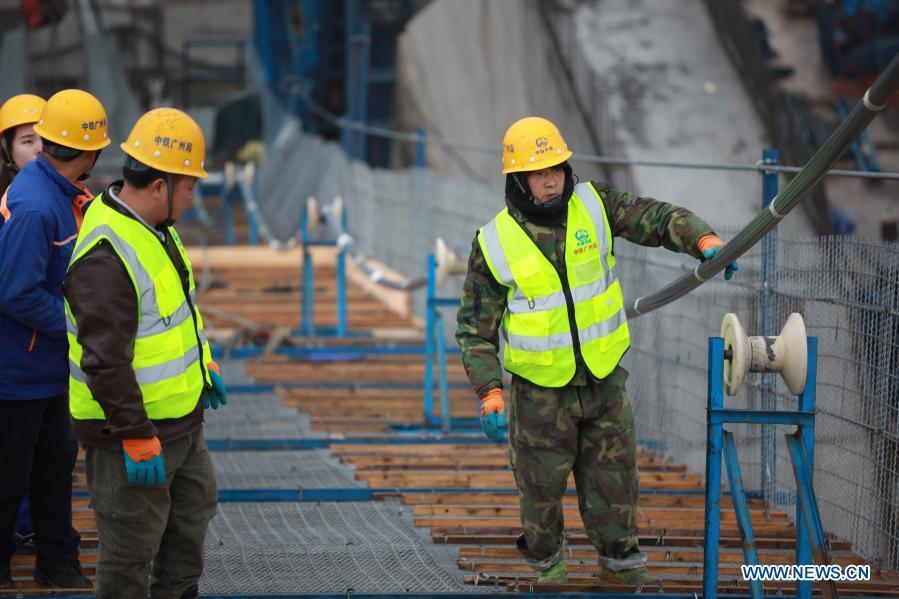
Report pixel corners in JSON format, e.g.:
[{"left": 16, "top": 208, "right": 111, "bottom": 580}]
[{"left": 423, "top": 253, "right": 465, "bottom": 431}]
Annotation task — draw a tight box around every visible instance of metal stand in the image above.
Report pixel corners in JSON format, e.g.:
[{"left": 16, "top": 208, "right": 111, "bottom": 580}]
[{"left": 703, "top": 335, "right": 838, "bottom": 599}]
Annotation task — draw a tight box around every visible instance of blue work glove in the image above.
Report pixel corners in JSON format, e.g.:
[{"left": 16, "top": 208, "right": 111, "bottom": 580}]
[
  {"left": 122, "top": 437, "right": 166, "bottom": 487},
  {"left": 480, "top": 389, "right": 507, "bottom": 443},
  {"left": 204, "top": 363, "right": 228, "bottom": 410},
  {"left": 700, "top": 238, "right": 739, "bottom": 281}
]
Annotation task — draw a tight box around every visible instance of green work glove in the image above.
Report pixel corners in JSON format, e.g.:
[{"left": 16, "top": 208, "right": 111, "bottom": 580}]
[
  {"left": 699, "top": 235, "right": 739, "bottom": 281},
  {"left": 122, "top": 437, "right": 166, "bottom": 487},
  {"left": 204, "top": 364, "right": 228, "bottom": 409}
]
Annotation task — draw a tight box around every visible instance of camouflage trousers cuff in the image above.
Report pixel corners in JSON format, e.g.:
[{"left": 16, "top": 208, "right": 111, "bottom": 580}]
[
  {"left": 516, "top": 533, "right": 567, "bottom": 572},
  {"left": 598, "top": 551, "right": 647, "bottom": 572}
]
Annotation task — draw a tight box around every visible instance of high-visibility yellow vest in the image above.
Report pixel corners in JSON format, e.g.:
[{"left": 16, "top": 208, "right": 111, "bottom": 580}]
[
  {"left": 477, "top": 182, "right": 629, "bottom": 387},
  {"left": 66, "top": 194, "right": 213, "bottom": 421}
]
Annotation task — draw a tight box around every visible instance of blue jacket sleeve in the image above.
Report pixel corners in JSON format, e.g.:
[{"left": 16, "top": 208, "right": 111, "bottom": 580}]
[{"left": 0, "top": 210, "right": 66, "bottom": 338}]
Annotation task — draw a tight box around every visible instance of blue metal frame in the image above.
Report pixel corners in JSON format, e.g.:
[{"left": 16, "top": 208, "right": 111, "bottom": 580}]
[
  {"left": 423, "top": 253, "right": 466, "bottom": 429},
  {"left": 786, "top": 432, "right": 839, "bottom": 599},
  {"left": 704, "top": 336, "right": 824, "bottom": 599},
  {"left": 434, "top": 311, "right": 452, "bottom": 433},
  {"left": 221, "top": 180, "right": 236, "bottom": 246},
  {"left": 299, "top": 202, "right": 348, "bottom": 337},
  {"left": 722, "top": 431, "right": 763, "bottom": 599}
]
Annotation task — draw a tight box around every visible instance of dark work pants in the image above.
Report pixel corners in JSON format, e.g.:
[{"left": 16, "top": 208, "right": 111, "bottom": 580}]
[
  {"left": 86, "top": 428, "right": 218, "bottom": 599},
  {"left": 0, "top": 394, "right": 81, "bottom": 566}
]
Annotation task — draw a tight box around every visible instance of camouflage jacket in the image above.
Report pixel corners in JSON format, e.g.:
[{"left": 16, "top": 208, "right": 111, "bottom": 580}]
[{"left": 455, "top": 182, "right": 716, "bottom": 398}]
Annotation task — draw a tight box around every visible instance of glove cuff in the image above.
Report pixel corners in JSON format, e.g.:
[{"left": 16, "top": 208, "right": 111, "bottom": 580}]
[
  {"left": 697, "top": 234, "right": 723, "bottom": 254},
  {"left": 123, "top": 437, "right": 162, "bottom": 462},
  {"left": 480, "top": 388, "right": 505, "bottom": 416}
]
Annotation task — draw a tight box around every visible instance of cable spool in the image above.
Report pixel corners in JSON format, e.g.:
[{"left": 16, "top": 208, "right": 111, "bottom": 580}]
[
  {"left": 720, "top": 312, "right": 808, "bottom": 396},
  {"left": 435, "top": 238, "right": 467, "bottom": 287}
]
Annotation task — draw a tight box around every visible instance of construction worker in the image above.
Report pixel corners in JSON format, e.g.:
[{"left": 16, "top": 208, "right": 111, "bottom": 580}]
[
  {"left": 455, "top": 117, "right": 738, "bottom": 585},
  {"left": 0, "top": 94, "right": 45, "bottom": 199},
  {"left": 1, "top": 93, "right": 94, "bottom": 231},
  {"left": 0, "top": 89, "right": 109, "bottom": 590},
  {"left": 63, "top": 107, "right": 226, "bottom": 599},
  {"left": 0, "top": 93, "right": 46, "bottom": 555}
]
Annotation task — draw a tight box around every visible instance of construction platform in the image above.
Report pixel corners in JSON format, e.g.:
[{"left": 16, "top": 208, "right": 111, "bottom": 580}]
[{"left": 5, "top": 247, "right": 899, "bottom": 598}]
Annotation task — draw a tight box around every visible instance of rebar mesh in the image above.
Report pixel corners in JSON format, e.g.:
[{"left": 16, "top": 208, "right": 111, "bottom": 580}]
[
  {"left": 212, "top": 450, "right": 363, "bottom": 489},
  {"left": 618, "top": 231, "right": 899, "bottom": 571},
  {"left": 200, "top": 501, "right": 467, "bottom": 593},
  {"left": 203, "top": 393, "right": 319, "bottom": 440}
]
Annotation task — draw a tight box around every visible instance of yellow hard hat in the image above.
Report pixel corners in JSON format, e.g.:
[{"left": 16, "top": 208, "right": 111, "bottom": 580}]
[
  {"left": 121, "top": 107, "right": 208, "bottom": 179},
  {"left": 0, "top": 94, "right": 46, "bottom": 137},
  {"left": 501, "top": 116, "right": 572, "bottom": 174},
  {"left": 33, "top": 89, "right": 111, "bottom": 151}
]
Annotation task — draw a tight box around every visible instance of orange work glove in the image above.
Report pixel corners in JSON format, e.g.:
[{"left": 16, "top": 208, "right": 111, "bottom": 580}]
[
  {"left": 122, "top": 437, "right": 166, "bottom": 487},
  {"left": 480, "top": 388, "right": 505, "bottom": 417},
  {"left": 697, "top": 235, "right": 739, "bottom": 281},
  {"left": 480, "top": 389, "right": 506, "bottom": 443}
]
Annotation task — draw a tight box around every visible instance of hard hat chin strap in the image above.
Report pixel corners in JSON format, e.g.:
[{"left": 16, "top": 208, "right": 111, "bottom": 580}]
[
  {"left": 77, "top": 150, "right": 101, "bottom": 182},
  {"left": 161, "top": 173, "right": 176, "bottom": 228}
]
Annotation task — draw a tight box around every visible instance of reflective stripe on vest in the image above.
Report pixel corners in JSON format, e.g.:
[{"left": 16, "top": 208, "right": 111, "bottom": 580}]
[
  {"left": 477, "top": 182, "right": 630, "bottom": 387},
  {"left": 66, "top": 195, "right": 212, "bottom": 421}
]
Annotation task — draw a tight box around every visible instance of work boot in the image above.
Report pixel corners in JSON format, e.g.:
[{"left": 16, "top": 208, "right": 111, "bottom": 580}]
[
  {"left": 33, "top": 561, "right": 92, "bottom": 589},
  {"left": 536, "top": 560, "right": 568, "bottom": 584},
  {"left": 599, "top": 564, "right": 657, "bottom": 586},
  {"left": 13, "top": 532, "right": 35, "bottom": 555},
  {"left": 0, "top": 563, "right": 14, "bottom": 589},
  {"left": 598, "top": 551, "right": 657, "bottom": 588},
  {"left": 179, "top": 584, "right": 199, "bottom": 598}
]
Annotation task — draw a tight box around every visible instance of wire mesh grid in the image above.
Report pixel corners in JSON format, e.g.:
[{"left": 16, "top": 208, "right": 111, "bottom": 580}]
[
  {"left": 211, "top": 450, "right": 364, "bottom": 490},
  {"left": 200, "top": 500, "right": 468, "bottom": 593},
  {"left": 202, "top": 392, "right": 320, "bottom": 440},
  {"left": 618, "top": 231, "right": 899, "bottom": 571}
]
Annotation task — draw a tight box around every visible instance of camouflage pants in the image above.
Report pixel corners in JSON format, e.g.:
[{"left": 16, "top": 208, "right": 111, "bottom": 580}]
[{"left": 508, "top": 366, "right": 639, "bottom": 569}]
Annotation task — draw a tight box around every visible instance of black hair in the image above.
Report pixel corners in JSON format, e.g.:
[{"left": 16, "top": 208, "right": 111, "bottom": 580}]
[
  {"left": 123, "top": 156, "right": 182, "bottom": 190},
  {"left": 1, "top": 130, "right": 20, "bottom": 194},
  {"left": 41, "top": 138, "right": 84, "bottom": 161}
]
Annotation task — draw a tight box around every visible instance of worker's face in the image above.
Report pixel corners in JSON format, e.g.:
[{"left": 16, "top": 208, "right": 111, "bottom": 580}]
[
  {"left": 148, "top": 175, "right": 196, "bottom": 225},
  {"left": 170, "top": 176, "right": 197, "bottom": 222},
  {"left": 10, "top": 124, "right": 42, "bottom": 169},
  {"left": 526, "top": 165, "right": 565, "bottom": 202}
]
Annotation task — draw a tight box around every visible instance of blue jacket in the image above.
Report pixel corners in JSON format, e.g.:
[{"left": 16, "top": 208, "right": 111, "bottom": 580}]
[{"left": 0, "top": 156, "right": 86, "bottom": 400}]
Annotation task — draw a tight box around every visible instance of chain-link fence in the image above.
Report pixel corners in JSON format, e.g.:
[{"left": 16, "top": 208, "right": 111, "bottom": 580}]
[{"left": 617, "top": 228, "right": 899, "bottom": 572}]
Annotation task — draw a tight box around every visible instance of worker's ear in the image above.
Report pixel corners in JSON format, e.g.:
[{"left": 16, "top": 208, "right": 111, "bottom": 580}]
[{"left": 150, "top": 177, "right": 167, "bottom": 198}]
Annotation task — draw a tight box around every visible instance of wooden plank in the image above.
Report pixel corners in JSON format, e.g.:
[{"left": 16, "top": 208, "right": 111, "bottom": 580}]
[
  {"left": 400, "top": 491, "right": 751, "bottom": 509},
  {"left": 356, "top": 471, "right": 701, "bottom": 489},
  {"left": 344, "top": 455, "right": 686, "bottom": 472},
  {"left": 413, "top": 504, "right": 786, "bottom": 521},
  {"left": 456, "top": 545, "right": 874, "bottom": 567},
  {"left": 436, "top": 532, "right": 851, "bottom": 551}
]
